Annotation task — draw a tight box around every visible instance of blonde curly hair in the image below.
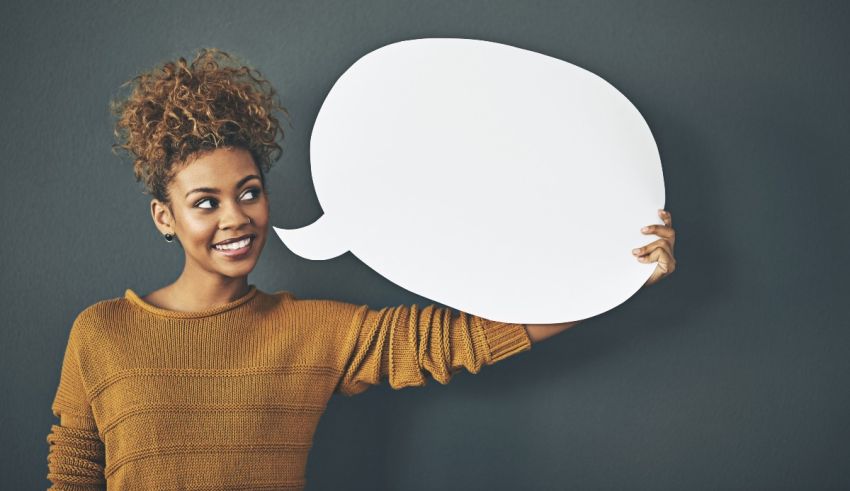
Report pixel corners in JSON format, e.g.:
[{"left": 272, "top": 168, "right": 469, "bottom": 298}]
[{"left": 110, "top": 48, "right": 290, "bottom": 204}]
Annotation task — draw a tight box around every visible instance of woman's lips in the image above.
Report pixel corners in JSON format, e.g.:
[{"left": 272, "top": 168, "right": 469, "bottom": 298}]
[{"left": 212, "top": 237, "right": 254, "bottom": 258}]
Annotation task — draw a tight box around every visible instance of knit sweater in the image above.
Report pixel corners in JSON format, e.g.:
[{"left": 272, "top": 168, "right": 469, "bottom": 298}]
[{"left": 46, "top": 285, "right": 533, "bottom": 490}]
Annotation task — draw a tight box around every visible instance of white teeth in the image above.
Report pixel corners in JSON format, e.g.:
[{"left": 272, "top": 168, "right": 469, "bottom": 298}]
[{"left": 214, "top": 237, "right": 251, "bottom": 250}]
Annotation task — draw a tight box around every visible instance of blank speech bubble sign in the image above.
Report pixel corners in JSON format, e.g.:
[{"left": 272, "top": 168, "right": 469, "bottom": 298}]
[{"left": 273, "top": 38, "right": 665, "bottom": 324}]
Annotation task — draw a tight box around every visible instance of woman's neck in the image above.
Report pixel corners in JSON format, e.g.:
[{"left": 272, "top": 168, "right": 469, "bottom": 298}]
[{"left": 145, "top": 273, "right": 251, "bottom": 312}]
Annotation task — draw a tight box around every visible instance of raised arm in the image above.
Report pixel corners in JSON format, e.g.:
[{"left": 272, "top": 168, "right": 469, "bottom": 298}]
[
  {"left": 524, "top": 320, "right": 583, "bottom": 344},
  {"left": 334, "top": 303, "right": 532, "bottom": 396}
]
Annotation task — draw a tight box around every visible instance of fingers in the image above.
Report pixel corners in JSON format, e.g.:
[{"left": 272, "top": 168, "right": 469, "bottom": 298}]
[
  {"left": 642, "top": 209, "right": 676, "bottom": 246},
  {"left": 637, "top": 210, "right": 677, "bottom": 287},
  {"left": 632, "top": 238, "right": 672, "bottom": 259},
  {"left": 642, "top": 246, "right": 676, "bottom": 274},
  {"left": 659, "top": 209, "right": 672, "bottom": 226}
]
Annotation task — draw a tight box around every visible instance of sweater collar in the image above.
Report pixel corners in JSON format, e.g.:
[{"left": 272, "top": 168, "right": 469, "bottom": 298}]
[{"left": 123, "top": 285, "right": 259, "bottom": 319}]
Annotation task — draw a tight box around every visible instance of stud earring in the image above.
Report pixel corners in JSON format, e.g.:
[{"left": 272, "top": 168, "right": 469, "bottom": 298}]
[{"left": 164, "top": 233, "right": 175, "bottom": 242}]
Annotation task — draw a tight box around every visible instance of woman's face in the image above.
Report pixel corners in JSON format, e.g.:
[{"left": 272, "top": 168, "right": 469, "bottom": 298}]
[{"left": 153, "top": 146, "right": 269, "bottom": 281}]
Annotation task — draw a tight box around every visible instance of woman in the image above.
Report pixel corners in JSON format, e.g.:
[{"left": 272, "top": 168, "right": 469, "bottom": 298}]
[{"left": 46, "top": 48, "right": 676, "bottom": 489}]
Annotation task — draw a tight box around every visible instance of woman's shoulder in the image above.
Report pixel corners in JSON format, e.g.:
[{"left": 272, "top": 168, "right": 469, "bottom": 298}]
[
  {"left": 265, "top": 289, "right": 362, "bottom": 308},
  {"left": 259, "top": 289, "right": 365, "bottom": 319},
  {"left": 80, "top": 294, "right": 124, "bottom": 314},
  {"left": 58, "top": 294, "right": 127, "bottom": 351},
  {"left": 72, "top": 294, "right": 127, "bottom": 326}
]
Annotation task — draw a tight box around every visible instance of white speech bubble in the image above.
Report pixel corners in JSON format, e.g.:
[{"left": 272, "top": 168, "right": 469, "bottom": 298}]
[{"left": 274, "top": 38, "right": 665, "bottom": 324}]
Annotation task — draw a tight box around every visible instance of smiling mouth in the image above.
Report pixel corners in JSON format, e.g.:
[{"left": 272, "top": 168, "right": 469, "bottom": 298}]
[{"left": 212, "top": 236, "right": 254, "bottom": 257}]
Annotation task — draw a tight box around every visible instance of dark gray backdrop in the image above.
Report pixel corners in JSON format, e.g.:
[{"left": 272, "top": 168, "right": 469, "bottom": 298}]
[{"left": 1, "top": 1, "right": 848, "bottom": 489}]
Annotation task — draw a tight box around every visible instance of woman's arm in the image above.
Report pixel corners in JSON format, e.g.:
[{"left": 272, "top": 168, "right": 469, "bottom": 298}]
[
  {"left": 525, "top": 320, "right": 582, "bottom": 344},
  {"left": 47, "top": 323, "right": 106, "bottom": 489}
]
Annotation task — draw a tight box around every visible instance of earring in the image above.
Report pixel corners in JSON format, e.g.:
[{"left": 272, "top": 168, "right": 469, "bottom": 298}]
[{"left": 164, "top": 233, "right": 175, "bottom": 242}]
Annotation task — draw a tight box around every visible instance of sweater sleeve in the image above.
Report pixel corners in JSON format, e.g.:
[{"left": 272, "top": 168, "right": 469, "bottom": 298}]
[
  {"left": 334, "top": 303, "right": 532, "bottom": 397},
  {"left": 46, "top": 323, "right": 106, "bottom": 490}
]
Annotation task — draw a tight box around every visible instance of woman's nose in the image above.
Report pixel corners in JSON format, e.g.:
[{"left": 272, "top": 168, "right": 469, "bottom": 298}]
[{"left": 219, "top": 203, "right": 252, "bottom": 229}]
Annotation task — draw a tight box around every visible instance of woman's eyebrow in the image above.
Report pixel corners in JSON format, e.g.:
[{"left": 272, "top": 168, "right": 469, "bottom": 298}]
[{"left": 185, "top": 175, "right": 261, "bottom": 198}]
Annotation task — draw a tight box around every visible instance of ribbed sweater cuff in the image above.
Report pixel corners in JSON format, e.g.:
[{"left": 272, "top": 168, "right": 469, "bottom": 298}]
[
  {"left": 482, "top": 321, "right": 532, "bottom": 363},
  {"left": 56, "top": 411, "right": 98, "bottom": 431},
  {"left": 48, "top": 483, "right": 105, "bottom": 490}
]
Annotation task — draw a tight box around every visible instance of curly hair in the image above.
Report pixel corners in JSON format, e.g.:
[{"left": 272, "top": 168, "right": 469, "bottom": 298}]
[{"left": 110, "top": 48, "right": 290, "bottom": 205}]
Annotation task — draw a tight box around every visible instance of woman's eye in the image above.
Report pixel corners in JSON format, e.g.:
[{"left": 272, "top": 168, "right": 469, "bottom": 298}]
[
  {"left": 194, "top": 188, "right": 260, "bottom": 209},
  {"left": 196, "top": 198, "right": 216, "bottom": 209},
  {"left": 243, "top": 187, "right": 261, "bottom": 200}
]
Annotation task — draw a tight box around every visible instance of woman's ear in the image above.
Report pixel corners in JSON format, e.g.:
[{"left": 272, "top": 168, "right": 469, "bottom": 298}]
[{"left": 150, "top": 199, "right": 175, "bottom": 236}]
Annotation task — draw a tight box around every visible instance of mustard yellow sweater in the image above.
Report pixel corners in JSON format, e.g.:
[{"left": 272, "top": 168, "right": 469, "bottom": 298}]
[{"left": 46, "top": 285, "right": 532, "bottom": 490}]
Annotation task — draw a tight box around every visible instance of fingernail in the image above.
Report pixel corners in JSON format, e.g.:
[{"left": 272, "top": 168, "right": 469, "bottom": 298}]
[
  {"left": 632, "top": 248, "right": 640, "bottom": 254},
  {"left": 641, "top": 227, "right": 649, "bottom": 232}
]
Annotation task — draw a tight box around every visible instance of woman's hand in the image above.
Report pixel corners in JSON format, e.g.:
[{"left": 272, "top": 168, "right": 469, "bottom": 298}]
[
  {"left": 633, "top": 209, "right": 677, "bottom": 287},
  {"left": 525, "top": 208, "right": 677, "bottom": 344}
]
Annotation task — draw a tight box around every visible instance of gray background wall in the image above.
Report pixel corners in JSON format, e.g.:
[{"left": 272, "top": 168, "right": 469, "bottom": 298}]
[{"left": 1, "top": 1, "right": 848, "bottom": 489}]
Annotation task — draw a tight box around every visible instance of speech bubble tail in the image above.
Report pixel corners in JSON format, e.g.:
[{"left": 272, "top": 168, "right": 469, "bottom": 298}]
[{"left": 272, "top": 214, "right": 349, "bottom": 261}]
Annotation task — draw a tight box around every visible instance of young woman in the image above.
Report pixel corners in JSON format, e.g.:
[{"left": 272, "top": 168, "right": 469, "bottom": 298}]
[{"left": 46, "top": 48, "right": 677, "bottom": 490}]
